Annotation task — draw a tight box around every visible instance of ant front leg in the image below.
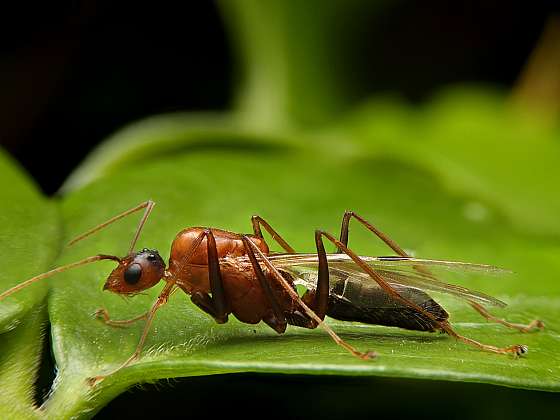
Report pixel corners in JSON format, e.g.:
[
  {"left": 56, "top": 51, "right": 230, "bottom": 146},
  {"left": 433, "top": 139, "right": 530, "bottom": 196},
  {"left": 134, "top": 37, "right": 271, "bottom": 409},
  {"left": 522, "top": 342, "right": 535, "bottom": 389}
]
[
  {"left": 189, "top": 230, "right": 229, "bottom": 324},
  {"left": 87, "top": 281, "right": 176, "bottom": 386},
  {"left": 94, "top": 308, "right": 149, "bottom": 328},
  {"left": 168, "top": 229, "right": 230, "bottom": 324},
  {"left": 94, "top": 290, "right": 180, "bottom": 328},
  {"left": 249, "top": 218, "right": 327, "bottom": 329}
]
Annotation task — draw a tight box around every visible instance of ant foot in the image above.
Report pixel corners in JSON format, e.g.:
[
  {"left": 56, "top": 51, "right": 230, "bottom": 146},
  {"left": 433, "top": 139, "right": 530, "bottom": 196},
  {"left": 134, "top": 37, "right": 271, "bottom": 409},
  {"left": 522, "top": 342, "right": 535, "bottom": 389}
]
[
  {"left": 509, "top": 344, "right": 528, "bottom": 357},
  {"left": 93, "top": 308, "right": 131, "bottom": 328},
  {"left": 85, "top": 375, "right": 105, "bottom": 387},
  {"left": 526, "top": 320, "right": 545, "bottom": 332},
  {"left": 360, "top": 350, "right": 377, "bottom": 360},
  {"left": 93, "top": 308, "right": 109, "bottom": 321}
]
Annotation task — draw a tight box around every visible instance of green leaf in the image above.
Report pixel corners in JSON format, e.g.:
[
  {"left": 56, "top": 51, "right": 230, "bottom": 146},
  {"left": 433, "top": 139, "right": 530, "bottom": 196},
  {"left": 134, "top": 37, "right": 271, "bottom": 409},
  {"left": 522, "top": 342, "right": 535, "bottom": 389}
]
[
  {"left": 0, "top": 306, "right": 46, "bottom": 420},
  {"left": 32, "top": 140, "right": 559, "bottom": 417},
  {"left": 0, "top": 151, "right": 60, "bottom": 332},
  {"left": 0, "top": 150, "right": 59, "bottom": 417}
]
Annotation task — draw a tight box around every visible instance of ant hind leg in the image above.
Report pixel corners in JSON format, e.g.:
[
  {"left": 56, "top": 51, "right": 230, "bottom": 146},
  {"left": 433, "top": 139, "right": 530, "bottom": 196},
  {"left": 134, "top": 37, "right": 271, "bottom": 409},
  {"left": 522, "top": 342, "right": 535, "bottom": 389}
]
[
  {"left": 440, "top": 320, "right": 528, "bottom": 356},
  {"left": 468, "top": 300, "right": 544, "bottom": 333},
  {"left": 317, "top": 229, "right": 529, "bottom": 357},
  {"left": 338, "top": 210, "right": 408, "bottom": 255},
  {"left": 336, "top": 212, "right": 539, "bottom": 353}
]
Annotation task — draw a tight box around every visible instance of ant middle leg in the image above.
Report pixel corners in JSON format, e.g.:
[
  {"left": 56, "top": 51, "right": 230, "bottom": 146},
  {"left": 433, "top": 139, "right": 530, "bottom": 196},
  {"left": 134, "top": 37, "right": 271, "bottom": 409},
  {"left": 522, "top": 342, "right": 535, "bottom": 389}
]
[
  {"left": 284, "top": 229, "right": 341, "bottom": 329},
  {"left": 316, "top": 230, "right": 528, "bottom": 357},
  {"left": 297, "top": 229, "right": 330, "bottom": 323},
  {"left": 338, "top": 211, "right": 408, "bottom": 256},
  {"left": 250, "top": 215, "right": 329, "bottom": 324},
  {"left": 250, "top": 215, "right": 331, "bottom": 319},
  {"left": 251, "top": 215, "right": 296, "bottom": 253},
  {"left": 242, "top": 236, "right": 287, "bottom": 333},
  {"left": 243, "top": 238, "right": 376, "bottom": 360}
]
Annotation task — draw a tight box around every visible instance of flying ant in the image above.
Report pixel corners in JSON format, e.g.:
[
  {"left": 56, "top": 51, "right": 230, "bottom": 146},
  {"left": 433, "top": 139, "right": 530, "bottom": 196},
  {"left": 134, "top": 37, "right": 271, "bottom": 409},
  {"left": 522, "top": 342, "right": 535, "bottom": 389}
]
[{"left": 0, "top": 201, "right": 544, "bottom": 385}]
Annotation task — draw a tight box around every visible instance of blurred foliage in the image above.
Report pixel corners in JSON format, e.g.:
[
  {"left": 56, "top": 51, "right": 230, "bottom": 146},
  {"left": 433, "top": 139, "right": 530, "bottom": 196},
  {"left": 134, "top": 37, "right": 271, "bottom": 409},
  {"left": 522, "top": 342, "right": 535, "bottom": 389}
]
[{"left": 1, "top": 0, "right": 559, "bottom": 418}]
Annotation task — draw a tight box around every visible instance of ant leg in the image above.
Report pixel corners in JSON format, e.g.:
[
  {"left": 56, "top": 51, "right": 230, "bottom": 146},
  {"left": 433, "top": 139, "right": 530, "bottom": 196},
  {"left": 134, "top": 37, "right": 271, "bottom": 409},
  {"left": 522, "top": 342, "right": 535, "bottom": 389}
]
[
  {"left": 298, "top": 230, "right": 330, "bottom": 321},
  {"left": 283, "top": 230, "right": 338, "bottom": 327},
  {"left": 443, "top": 325, "right": 527, "bottom": 356},
  {"left": 94, "top": 289, "right": 181, "bottom": 328},
  {"left": 251, "top": 215, "right": 296, "bottom": 253},
  {"left": 317, "top": 230, "right": 528, "bottom": 357},
  {"left": 338, "top": 211, "right": 407, "bottom": 256},
  {"left": 251, "top": 217, "right": 329, "bottom": 326},
  {"left": 338, "top": 211, "right": 432, "bottom": 279},
  {"left": 68, "top": 200, "right": 155, "bottom": 254},
  {"left": 251, "top": 217, "right": 325, "bottom": 326},
  {"left": 94, "top": 308, "right": 149, "bottom": 328},
  {"left": 241, "top": 236, "right": 287, "bottom": 333},
  {"left": 172, "top": 229, "right": 229, "bottom": 324},
  {"left": 468, "top": 300, "right": 545, "bottom": 333},
  {"left": 94, "top": 284, "right": 181, "bottom": 328},
  {"left": 339, "top": 212, "right": 542, "bottom": 335},
  {"left": 251, "top": 216, "right": 328, "bottom": 322},
  {"left": 243, "top": 239, "right": 376, "bottom": 360},
  {"left": 166, "top": 228, "right": 229, "bottom": 324},
  {"left": 87, "top": 281, "right": 175, "bottom": 386},
  {"left": 189, "top": 230, "right": 229, "bottom": 324}
]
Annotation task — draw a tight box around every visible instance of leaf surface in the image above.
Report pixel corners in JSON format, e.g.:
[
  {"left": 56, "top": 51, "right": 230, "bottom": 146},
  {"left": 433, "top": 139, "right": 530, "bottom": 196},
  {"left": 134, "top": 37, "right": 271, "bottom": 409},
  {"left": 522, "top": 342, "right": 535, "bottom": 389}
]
[
  {"left": 0, "top": 151, "right": 59, "bottom": 418},
  {"left": 38, "top": 140, "right": 560, "bottom": 417}
]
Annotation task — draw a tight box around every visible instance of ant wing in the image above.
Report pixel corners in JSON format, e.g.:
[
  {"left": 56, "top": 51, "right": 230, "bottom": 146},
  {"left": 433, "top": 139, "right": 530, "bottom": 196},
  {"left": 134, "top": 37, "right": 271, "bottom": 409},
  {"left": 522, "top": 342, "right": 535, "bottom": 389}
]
[{"left": 267, "top": 253, "right": 509, "bottom": 308}]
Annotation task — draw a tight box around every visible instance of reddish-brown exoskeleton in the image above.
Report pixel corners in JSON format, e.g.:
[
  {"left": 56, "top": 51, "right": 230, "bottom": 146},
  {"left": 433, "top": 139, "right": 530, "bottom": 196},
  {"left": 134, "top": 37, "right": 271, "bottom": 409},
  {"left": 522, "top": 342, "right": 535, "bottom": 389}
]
[{"left": 0, "top": 201, "right": 544, "bottom": 385}]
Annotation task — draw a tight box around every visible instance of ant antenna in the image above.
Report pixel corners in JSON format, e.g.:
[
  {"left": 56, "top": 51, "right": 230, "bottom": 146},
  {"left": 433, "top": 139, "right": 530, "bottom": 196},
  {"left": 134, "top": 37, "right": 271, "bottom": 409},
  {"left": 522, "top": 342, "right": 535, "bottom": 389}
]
[
  {"left": 67, "top": 200, "right": 156, "bottom": 255},
  {"left": 127, "top": 200, "right": 155, "bottom": 254},
  {"left": 0, "top": 254, "right": 121, "bottom": 301}
]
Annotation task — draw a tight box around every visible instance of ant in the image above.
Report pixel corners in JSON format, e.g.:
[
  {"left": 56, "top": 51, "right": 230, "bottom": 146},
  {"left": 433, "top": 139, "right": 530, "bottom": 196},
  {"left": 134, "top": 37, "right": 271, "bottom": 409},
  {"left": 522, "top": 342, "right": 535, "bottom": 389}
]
[{"left": 0, "top": 200, "right": 544, "bottom": 385}]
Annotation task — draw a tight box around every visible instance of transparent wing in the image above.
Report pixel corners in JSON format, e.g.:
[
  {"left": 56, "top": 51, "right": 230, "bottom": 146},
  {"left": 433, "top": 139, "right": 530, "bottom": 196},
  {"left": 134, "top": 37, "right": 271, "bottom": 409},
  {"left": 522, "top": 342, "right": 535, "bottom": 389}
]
[{"left": 265, "top": 253, "right": 509, "bottom": 307}]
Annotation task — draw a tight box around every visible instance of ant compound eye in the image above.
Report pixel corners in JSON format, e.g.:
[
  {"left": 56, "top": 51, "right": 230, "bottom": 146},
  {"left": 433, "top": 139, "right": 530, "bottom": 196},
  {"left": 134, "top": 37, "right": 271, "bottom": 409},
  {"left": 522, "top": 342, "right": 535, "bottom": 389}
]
[{"left": 124, "top": 263, "right": 142, "bottom": 285}]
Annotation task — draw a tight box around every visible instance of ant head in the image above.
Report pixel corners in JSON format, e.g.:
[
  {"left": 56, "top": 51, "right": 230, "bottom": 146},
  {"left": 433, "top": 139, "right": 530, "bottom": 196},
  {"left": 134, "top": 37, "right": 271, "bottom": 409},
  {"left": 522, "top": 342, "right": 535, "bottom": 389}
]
[{"left": 103, "top": 248, "right": 165, "bottom": 294}]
